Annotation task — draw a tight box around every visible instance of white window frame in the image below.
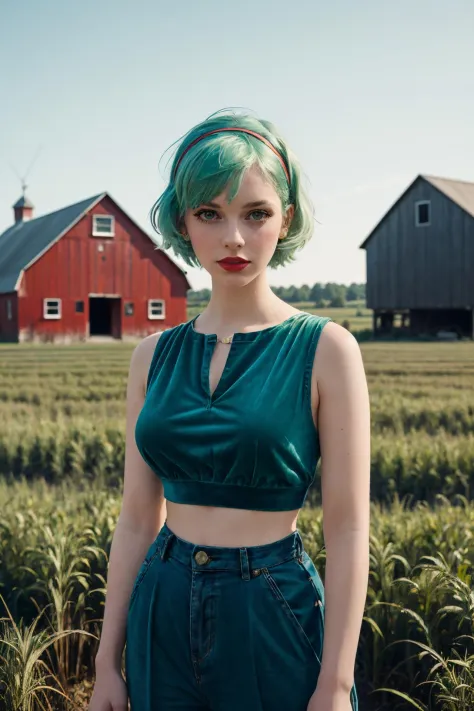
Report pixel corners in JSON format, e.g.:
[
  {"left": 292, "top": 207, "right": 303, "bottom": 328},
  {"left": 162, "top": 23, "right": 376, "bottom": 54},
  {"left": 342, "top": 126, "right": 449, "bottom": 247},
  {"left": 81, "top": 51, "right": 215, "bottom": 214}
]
[
  {"left": 415, "top": 200, "right": 431, "bottom": 227},
  {"left": 148, "top": 299, "right": 165, "bottom": 320},
  {"left": 6, "top": 299, "right": 12, "bottom": 320},
  {"left": 43, "top": 298, "right": 61, "bottom": 320},
  {"left": 92, "top": 214, "right": 115, "bottom": 237}
]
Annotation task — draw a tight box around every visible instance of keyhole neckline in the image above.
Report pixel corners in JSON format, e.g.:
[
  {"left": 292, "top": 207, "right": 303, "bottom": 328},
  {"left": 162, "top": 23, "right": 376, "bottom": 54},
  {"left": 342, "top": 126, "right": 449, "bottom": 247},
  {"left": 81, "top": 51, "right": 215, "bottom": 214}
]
[{"left": 190, "top": 311, "right": 305, "bottom": 342}]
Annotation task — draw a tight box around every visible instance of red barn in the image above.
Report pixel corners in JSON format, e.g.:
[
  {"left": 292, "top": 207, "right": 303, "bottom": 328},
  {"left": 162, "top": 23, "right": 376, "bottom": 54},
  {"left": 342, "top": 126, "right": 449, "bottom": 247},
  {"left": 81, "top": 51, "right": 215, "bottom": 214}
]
[{"left": 0, "top": 192, "right": 191, "bottom": 343}]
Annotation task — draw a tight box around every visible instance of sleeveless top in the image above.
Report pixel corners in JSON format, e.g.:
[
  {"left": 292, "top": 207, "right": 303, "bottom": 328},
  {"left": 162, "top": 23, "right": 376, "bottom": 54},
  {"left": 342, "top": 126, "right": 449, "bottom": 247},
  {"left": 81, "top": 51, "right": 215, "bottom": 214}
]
[{"left": 134, "top": 311, "right": 332, "bottom": 511}]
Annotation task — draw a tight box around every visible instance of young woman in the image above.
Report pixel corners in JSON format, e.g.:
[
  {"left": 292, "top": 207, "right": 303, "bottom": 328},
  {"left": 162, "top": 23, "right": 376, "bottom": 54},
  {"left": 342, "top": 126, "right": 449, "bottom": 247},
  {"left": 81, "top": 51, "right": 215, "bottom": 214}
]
[{"left": 88, "top": 111, "right": 370, "bottom": 711}]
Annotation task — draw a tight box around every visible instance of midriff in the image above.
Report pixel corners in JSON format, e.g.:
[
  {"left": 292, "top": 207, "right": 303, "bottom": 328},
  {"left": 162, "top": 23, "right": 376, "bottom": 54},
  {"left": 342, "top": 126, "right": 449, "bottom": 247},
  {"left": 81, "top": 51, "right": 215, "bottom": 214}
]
[{"left": 164, "top": 501, "right": 300, "bottom": 547}]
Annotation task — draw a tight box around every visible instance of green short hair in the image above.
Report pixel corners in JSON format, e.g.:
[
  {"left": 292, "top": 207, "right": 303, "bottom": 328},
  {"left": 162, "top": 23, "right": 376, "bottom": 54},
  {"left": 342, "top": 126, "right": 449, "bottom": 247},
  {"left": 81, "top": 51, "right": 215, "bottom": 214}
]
[{"left": 150, "top": 110, "right": 315, "bottom": 269}]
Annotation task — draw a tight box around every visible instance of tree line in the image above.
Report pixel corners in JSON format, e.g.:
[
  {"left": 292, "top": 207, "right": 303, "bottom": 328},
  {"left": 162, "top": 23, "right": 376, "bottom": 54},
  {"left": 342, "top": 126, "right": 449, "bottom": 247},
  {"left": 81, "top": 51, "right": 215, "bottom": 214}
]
[{"left": 188, "top": 282, "right": 366, "bottom": 308}]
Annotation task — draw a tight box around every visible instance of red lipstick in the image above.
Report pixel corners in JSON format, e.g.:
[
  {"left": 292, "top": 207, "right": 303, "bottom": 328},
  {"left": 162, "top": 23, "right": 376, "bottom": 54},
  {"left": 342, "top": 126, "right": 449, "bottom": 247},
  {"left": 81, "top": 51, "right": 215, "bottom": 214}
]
[{"left": 217, "top": 257, "right": 251, "bottom": 272}]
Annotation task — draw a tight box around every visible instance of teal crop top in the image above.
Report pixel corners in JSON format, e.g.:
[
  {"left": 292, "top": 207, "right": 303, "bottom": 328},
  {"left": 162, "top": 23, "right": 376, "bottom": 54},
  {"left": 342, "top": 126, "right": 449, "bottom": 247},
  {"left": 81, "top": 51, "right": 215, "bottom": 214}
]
[{"left": 134, "top": 311, "right": 332, "bottom": 512}]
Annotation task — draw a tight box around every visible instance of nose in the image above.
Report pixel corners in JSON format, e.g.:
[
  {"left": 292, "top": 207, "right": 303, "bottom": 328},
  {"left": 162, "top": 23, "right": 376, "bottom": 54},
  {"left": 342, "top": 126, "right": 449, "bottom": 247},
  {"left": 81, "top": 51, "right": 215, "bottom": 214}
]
[{"left": 223, "top": 220, "right": 245, "bottom": 248}]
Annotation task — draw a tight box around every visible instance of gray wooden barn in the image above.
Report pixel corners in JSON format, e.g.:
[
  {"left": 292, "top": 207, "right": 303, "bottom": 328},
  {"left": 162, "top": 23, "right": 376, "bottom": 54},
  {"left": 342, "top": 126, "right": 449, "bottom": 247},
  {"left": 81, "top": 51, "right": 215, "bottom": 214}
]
[{"left": 360, "top": 175, "right": 474, "bottom": 339}]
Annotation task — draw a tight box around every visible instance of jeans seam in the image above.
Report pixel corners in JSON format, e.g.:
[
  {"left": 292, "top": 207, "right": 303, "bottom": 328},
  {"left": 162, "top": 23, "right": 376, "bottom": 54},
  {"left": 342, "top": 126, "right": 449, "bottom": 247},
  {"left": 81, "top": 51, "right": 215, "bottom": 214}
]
[
  {"left": 190, "top": 571, "right": 201, "bottom": 683},
  {"left": 295, "top": 557, "right": 325, "bottom": 609},
  {"left": 130, "top": 544, "right": 162, "bottom": 603}
]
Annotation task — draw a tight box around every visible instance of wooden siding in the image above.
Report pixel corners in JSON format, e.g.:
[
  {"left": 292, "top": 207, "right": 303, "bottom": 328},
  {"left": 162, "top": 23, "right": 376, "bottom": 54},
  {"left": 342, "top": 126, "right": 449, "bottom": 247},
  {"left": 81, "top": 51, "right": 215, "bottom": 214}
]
[
  {"left": 365, "top": 177, "right": 474, "bottom": 310},
  {"left": 10, "top": 196, "right": 188, "bottom": 342}
]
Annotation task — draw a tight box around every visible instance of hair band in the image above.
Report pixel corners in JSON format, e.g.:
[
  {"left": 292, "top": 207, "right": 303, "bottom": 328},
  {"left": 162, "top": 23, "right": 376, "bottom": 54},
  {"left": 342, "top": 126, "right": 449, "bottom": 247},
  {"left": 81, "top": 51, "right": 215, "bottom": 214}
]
[{"left": 172, "top": 127, "right": 291, "bottom": 185}]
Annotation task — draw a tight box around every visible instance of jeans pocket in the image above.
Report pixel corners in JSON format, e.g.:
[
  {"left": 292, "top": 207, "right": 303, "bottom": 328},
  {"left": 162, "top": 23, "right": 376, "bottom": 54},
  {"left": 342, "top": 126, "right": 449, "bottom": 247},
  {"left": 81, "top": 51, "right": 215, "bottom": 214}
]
[
  {"left": 296, "top": 551, "right": 326, "bottom": 611},
  {"left": 129, "top": 538, "right": 161, "bottom": 604},
  {"left": 260, "top": 555, "right": 325, "bottom": 666}
]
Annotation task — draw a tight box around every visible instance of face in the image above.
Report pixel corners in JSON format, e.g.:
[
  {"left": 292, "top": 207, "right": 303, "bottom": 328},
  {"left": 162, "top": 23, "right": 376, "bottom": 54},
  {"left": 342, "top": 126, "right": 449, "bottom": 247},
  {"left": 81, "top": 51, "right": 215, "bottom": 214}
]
[{"left": 182, "top": 164, "right": 294, "bottom": 280}]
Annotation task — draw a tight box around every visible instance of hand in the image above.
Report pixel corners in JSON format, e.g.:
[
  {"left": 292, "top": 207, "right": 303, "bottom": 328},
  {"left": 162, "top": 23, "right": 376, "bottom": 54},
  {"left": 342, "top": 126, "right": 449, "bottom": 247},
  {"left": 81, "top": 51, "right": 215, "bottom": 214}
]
[
  {"left": 87, "top": 666, "right": 129, "bottom": 711},
  {"left": 307, "top": 684, "right": 353, "bottom": 711}
]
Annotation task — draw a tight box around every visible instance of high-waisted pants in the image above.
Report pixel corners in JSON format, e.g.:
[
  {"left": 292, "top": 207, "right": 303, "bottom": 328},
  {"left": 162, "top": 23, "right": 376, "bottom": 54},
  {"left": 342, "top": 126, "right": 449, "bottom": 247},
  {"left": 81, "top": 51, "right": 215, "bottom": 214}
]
[{"left": 125, "top": 521, "right": 359, "bottom": 711}]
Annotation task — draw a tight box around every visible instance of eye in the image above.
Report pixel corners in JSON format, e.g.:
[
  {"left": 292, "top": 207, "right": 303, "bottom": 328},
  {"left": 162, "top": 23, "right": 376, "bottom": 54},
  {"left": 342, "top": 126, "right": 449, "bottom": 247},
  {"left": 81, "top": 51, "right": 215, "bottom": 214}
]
[
  {"left": 194, "top": 209, "right": 219, "bottom": 222},
  {"left": 247, "top": 210, "right": 271, "bottom": 222}
]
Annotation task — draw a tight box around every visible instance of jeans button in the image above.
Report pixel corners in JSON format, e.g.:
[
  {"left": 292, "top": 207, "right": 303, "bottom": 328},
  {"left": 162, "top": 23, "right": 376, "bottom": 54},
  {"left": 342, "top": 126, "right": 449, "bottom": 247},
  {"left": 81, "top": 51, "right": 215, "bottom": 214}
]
[{"left": 194, "top": 550, "right": 210, "bottom": 565}]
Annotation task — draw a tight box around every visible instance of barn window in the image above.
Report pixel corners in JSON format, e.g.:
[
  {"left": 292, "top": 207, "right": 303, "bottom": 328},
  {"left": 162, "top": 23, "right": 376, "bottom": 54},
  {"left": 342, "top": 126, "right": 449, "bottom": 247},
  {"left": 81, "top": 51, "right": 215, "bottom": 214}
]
[
  {"left": 75, "top": 301, "right": 84, "bottom": 313},
  {"left": 44, "top": 298, "right": 61, "bottom": 320},
  {"left": 124, "top": 302, "right": 134, "bottom": 316},
  {"left": 7, "top": 299, "right": 12, "bottom": 320},
  {"left": 415, "top": 201, "right": 431, "bottom": 226},
  {"left": 148, "top": 299, "right": 165, "bottom": 320},
  {"left": 92, "top": 215, "right": 115, "bottom": 237}
]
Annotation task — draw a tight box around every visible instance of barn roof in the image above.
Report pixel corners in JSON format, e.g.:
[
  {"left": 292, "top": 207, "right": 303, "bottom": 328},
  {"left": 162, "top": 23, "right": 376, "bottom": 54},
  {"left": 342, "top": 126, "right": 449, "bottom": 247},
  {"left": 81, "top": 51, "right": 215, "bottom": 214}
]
[
  {"left": 423, "top": 175, "right": 474, "bottom": 219},
  {"left": 0, "top": 194, "right": 104, "bottom": 293},
  {"left": 0, "top": 192, "right": 191, "bottom": 294},
  {"left": 360, "top": 174, "right": 474, "bottom": 249}
]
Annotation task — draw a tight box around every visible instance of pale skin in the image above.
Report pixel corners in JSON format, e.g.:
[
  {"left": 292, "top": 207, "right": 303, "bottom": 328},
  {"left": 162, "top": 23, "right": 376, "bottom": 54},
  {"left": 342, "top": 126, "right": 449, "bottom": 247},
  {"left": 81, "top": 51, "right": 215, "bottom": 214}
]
[{"left": 89, "top": 165, "right": 370, "bottom": 711}]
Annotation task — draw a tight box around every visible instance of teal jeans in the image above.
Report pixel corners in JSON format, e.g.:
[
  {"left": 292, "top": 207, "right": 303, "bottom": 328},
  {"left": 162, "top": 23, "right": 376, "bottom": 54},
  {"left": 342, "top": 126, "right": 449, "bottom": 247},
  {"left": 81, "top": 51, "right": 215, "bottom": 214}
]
[{"left": 125, "top": 522, "right": 358, "bottom": 710}]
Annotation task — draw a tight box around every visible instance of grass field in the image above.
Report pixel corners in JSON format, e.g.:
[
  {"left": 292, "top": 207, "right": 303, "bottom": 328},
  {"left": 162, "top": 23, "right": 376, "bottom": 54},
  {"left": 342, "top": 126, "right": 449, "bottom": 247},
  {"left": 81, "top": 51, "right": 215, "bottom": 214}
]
[
  {"left": 0, "top": 309, "right": 472, "bottom": 503},
  {"left": 1, "top": 307, "right": 474, "bottom": 710}
]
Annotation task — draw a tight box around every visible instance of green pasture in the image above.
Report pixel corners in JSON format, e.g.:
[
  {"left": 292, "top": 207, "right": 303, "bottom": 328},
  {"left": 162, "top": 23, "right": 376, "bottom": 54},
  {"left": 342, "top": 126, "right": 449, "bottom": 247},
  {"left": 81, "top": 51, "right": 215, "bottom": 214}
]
[{"left": 1, "top": 308, "right": 474, "bottom": 709}]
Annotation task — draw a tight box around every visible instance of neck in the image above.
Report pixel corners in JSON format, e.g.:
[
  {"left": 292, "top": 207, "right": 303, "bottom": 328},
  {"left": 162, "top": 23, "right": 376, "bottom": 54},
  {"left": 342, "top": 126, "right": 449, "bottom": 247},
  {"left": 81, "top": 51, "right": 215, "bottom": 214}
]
[{"left": 201, "top": 275, "right": 286, "bottom": 333}]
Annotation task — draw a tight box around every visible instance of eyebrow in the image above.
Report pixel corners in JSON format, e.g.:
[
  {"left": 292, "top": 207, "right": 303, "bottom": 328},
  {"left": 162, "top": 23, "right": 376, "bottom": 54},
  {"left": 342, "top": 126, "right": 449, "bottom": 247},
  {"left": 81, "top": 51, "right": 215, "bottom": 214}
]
[{"left": 201, "top": 200, "right": 273, "bottom": 209}]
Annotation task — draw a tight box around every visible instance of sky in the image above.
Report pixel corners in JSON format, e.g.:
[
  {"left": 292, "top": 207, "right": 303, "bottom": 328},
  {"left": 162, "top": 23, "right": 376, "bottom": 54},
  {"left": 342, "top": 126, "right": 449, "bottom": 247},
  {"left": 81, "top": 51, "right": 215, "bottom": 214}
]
[{"left": 1, "top": 0, "right": 473, "bottom": 291}]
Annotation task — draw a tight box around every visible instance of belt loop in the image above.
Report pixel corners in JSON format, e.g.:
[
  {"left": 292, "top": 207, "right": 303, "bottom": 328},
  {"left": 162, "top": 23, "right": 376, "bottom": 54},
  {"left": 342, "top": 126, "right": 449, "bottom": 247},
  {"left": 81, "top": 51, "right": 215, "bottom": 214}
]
[
  {"left": 239, "top": 548, "right": 250, "bottom": 581},
  {"left": 160, "top": 532, "right": 174, "bottom": 561}
]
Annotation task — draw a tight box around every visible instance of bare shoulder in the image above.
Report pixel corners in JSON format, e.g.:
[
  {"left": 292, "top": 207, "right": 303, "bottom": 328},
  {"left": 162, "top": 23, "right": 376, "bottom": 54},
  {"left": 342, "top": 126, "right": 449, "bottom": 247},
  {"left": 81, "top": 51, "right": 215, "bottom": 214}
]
[
  {"left": 317, "top": 320, "right": 361, "bottom": 358},
  {"left": 129, "top": 331, "right": 164, "bottom": 396},
  {"left": 313, "top": 320, "right": 366, "bottom": 392},
  {"left": 315, "top": 320, "right": 362, "bottom": 369}
]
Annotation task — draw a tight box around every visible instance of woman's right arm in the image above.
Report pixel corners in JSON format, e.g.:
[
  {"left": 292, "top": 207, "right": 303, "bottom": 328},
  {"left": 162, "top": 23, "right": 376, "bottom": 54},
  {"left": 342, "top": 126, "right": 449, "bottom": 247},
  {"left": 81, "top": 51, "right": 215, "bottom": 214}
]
[{"left": 94, "top": 332, "right": 167, "bottom": 673}]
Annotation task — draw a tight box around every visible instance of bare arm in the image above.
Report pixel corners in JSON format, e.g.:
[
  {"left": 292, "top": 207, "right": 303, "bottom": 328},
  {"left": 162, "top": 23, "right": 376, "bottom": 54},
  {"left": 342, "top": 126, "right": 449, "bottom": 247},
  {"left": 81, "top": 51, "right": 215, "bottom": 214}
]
[
  {"left": 94, "top": 333, "right": 167, "bottom": 671},
  {"left": 314, "top": 323, "right": 371, "bottom": 692}
]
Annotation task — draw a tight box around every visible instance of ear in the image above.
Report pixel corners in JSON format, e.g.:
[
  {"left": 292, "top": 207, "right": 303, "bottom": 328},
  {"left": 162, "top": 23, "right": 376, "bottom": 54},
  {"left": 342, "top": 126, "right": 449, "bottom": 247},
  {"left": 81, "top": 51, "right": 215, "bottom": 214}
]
[
  {"left": 178, "top": 218, "right": 187, "bottom": 236},
  {"left": 283, "top": 204, "right": 295, "bottom": 231}
]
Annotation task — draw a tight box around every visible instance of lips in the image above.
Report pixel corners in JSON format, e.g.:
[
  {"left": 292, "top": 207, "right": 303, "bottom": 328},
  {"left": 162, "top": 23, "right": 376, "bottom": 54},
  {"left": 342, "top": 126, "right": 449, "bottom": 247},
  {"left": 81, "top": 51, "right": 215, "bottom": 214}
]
[{"left": 218, "top": 258, "right": 250, "bottom": 264}]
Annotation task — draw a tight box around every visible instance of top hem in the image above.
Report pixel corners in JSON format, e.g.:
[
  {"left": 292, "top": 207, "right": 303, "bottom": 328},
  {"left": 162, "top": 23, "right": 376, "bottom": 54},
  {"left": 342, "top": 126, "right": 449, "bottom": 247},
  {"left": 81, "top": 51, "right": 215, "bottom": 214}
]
[{"left": 161, "top": 478, "right": 311, "bottom": 512}]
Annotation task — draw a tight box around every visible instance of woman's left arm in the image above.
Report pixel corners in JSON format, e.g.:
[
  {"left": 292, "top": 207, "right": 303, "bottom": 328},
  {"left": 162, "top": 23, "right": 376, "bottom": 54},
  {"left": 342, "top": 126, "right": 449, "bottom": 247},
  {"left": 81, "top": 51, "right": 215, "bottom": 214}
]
[{"left": 313, "top": 322, "right": 371, "bottom": 695}]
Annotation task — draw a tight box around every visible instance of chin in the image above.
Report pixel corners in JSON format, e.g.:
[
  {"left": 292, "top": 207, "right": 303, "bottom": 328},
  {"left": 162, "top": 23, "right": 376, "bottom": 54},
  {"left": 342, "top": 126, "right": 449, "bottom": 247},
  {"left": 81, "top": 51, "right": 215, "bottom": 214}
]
[{"left": 210, "top": 267, "right": 260, "bottom": 285}]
